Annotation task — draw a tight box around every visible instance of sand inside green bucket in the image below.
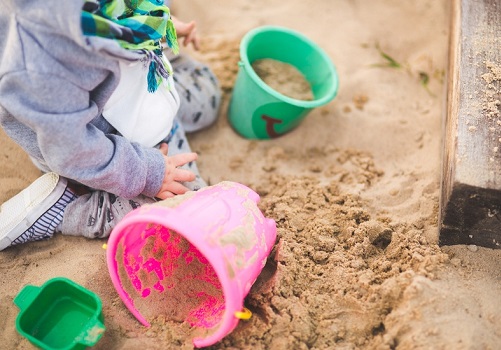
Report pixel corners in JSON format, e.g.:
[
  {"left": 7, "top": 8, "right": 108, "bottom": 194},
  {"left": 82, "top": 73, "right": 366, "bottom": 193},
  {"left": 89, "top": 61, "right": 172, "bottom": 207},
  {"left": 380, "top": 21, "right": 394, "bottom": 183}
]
[{"left": 251, "top": 58, "right": 314, "bottom": 101}]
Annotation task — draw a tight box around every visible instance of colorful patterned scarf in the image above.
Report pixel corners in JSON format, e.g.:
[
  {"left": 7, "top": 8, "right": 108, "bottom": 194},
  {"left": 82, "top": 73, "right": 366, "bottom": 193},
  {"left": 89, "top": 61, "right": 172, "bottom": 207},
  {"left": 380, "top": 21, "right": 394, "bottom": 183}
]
[{"left": 81, "top": 0, "right": 179, "bottom": 92}]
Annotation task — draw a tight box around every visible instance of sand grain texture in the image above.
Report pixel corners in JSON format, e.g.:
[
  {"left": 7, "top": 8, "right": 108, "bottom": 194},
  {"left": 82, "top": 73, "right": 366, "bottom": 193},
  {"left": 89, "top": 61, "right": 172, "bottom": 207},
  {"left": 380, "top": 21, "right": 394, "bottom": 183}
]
[{"left": 2, "top": 1, "right": 501, "bottom": 349}]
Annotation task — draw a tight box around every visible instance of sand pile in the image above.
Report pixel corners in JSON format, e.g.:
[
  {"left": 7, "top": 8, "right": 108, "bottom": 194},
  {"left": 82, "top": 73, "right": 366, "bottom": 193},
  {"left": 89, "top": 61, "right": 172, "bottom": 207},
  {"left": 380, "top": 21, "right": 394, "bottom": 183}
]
[{"left": 2, "top": 1, "right": 501, "bottom": 349}]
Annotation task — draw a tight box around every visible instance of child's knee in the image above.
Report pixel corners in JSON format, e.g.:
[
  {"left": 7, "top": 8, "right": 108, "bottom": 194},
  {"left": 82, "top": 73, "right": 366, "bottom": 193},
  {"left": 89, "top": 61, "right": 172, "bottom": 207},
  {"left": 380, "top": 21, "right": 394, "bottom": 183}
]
[{"left": 173, "top": 57, "right": 222, "bottom": 132}]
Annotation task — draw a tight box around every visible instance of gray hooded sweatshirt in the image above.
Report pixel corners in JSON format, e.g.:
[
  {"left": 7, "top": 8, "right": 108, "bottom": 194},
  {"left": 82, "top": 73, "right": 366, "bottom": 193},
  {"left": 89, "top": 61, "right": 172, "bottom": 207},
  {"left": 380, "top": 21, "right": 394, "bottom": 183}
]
[{"left": 0, "top": 0, "right": 165, "bottom": 199}]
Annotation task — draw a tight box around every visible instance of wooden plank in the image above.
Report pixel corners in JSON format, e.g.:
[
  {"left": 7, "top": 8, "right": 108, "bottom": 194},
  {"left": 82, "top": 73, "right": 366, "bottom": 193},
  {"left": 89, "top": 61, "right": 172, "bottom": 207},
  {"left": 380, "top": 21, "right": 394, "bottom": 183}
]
[{"left": 440, "top": 0, "right": 501, "bottom": 248}]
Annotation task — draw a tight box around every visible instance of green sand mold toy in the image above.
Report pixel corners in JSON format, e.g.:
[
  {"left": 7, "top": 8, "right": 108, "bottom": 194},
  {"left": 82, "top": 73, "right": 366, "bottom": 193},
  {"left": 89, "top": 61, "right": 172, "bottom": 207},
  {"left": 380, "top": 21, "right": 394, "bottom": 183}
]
[{"left": 14, "top": 277, "right": 105, "bottom": 350}]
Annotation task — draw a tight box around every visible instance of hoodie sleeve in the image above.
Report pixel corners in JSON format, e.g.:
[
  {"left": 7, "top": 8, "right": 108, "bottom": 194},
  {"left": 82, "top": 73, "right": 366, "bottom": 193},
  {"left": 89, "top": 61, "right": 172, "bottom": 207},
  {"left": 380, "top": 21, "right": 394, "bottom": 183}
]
[{"left": 0, "top": 70, "right": 165, "bottom": 199}]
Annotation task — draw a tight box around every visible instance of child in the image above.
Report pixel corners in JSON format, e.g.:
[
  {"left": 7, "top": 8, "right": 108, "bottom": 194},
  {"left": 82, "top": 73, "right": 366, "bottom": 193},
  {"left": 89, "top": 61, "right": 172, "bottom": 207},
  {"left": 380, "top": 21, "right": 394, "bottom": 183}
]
[{"left": 0, "top": 0, "right": 221, "bottom": 250}]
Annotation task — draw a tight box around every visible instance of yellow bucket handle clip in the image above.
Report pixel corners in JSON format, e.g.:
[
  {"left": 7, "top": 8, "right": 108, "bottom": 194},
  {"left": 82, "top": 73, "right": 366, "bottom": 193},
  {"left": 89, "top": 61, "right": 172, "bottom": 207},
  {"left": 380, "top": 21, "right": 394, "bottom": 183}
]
[{"left": 234, "top": 307, "right": 252, "bottom": 320}]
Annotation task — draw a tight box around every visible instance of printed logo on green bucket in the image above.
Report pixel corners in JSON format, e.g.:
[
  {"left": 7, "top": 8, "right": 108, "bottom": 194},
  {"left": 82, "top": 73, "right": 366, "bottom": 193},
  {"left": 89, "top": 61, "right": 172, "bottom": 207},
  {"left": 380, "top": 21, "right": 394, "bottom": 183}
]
[{"left": 252, "top": 102, "right": 309, "bottom": 139}]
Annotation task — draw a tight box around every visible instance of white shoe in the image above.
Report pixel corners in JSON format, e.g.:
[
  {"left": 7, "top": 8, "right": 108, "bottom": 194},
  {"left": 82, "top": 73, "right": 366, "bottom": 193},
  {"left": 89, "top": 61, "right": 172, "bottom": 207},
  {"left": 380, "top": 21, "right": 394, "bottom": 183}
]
[{"left": 0, "top": 173, "right": 76, "bottom": 251}]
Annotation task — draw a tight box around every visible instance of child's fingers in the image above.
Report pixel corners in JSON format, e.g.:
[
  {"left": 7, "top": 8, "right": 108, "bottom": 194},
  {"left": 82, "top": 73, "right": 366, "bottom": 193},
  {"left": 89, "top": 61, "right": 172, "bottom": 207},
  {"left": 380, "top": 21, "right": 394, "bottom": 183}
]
[
  {"left": 166, "top": 181, "right": 191, "bottom": 195},
  {"left": 156, "top": 190, "right": 175, "bottom": 200},
  {"left": 184, "top": 30, "right": 199, "bottom": 50},
  {"left": 159, "top": 143, "right": 169, "bottom": 155},
  {"left": 175, "top": 20, "right": 195, "bottom": 36},
  {"left": 173, "top": 168, "right": 196, "bottom": 182},
  {"left": 185, "top": 21, "right": 196, "bottom": 34},
  {"left": 171, "top": 152, "right": 198, "bottom": 167},
  {"left": 156, "top": 181, "right": 190, "bottom": 199}
]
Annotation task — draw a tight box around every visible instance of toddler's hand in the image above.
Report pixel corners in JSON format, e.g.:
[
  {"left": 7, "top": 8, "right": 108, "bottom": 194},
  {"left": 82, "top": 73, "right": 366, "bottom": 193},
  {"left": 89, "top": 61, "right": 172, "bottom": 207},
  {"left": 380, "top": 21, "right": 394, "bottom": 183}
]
[
  {"left": 172, "top": 16, "right": 199, "bottom": 50},
  {"left": 155, "top": 143, "right": 198, "bottom": 199}
]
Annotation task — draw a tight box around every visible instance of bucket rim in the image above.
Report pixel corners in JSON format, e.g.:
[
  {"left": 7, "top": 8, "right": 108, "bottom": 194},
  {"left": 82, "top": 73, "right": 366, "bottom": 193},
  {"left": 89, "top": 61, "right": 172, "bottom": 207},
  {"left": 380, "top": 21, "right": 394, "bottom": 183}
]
[
  {"left": 240, "top": 25, "right": 339, "bottom": 108},
  {"left": 106, "top": 206, "right": 241, "bottom": 348}
]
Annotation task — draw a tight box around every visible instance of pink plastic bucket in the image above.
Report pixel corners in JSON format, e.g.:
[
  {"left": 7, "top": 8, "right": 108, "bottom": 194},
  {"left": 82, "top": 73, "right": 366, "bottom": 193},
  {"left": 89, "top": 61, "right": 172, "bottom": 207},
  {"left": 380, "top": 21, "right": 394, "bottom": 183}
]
[{"left": 106, "top": 181, "right": 277, "bottom": 348}]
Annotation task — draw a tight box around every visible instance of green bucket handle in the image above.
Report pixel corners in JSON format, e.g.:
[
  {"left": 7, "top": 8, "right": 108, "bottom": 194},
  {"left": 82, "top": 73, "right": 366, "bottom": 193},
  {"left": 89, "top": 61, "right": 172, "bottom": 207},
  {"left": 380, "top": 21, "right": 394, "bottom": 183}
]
[{"left": 13, "top": 284, "right": 39, "bottom": 310}]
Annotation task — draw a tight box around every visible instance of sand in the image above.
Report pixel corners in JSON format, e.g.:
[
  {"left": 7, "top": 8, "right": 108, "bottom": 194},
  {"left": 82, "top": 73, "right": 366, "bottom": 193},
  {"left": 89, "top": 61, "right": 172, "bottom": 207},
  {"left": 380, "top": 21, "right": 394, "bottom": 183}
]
[
  {"left": 2, "top": 0, "right": 501, "bottom": 349},
  {"left": 252, "top": 59, "right": 314, "bottom": 100}
]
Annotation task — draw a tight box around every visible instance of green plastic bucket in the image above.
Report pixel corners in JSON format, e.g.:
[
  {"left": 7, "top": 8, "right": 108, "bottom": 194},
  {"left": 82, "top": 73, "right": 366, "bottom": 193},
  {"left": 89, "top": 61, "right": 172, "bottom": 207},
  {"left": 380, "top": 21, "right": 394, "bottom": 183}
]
[
  {"left": 14, "top": 277, "right": 105, "bottom": 350},
  {"left": 228, "top": 25, "right": 339, "bottom": 139}
]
